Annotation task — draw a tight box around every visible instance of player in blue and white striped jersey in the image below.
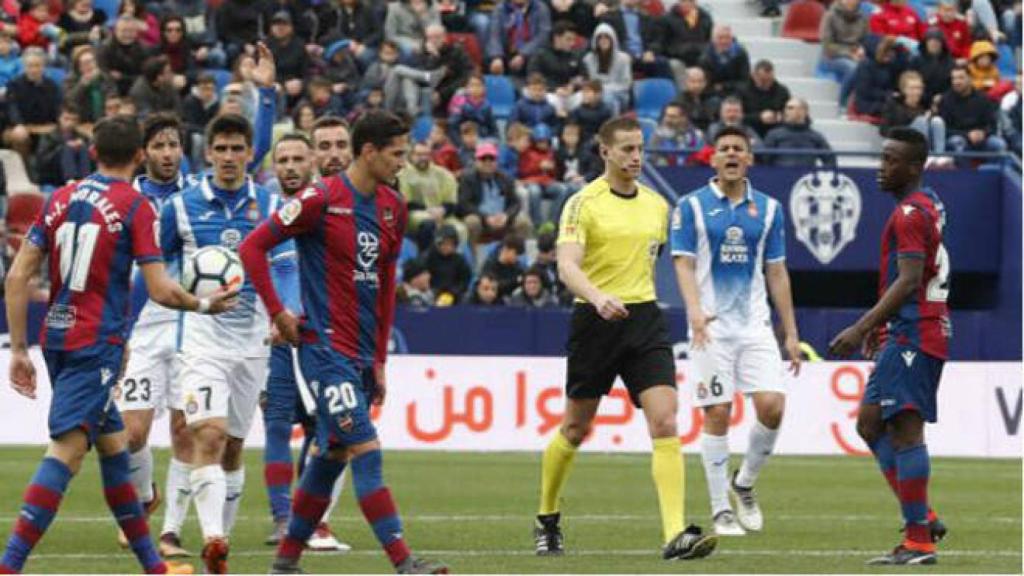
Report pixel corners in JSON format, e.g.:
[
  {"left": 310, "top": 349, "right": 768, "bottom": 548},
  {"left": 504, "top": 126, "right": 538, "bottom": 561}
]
[{"left": 671, "top": 126, "right": 802, "bottom": 538}]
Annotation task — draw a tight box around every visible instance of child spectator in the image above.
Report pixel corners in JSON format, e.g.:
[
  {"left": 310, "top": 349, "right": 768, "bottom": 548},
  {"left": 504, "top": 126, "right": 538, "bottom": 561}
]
[
  {"left": 507, "top": 264, "right": 559, "bottom": 308},
  {"left": 17, "top": 0, "right": 60, "bottom": 52},
  {"left": 555, "top": 121, "right": 599, "bottom": 190},
  {"left": 518, "top": 123, "right": 571, "bottom": 226},
  {"left": 501, "top": 122, "right": 531, "bottom": 177},
  {"left": 967, "top": 40, "right": 1011, "bottom": 97},
  {"left": 0, "top": 31, "right": 21, "bottom": 88},
  {"left": 36, "top": 104, "right": 92, "bottom": 186},
  {"left": 510, "top": 72, "right": 560, "bottom": 129},
  {"left": 569, "top": 79, "right": 613, "bottom": 146},
  {"left": 466, "top": 272, "right": 504, "bottom": 306},
  {"left": 397, "top": 259, "right": 435, "bottom": 308},
  {"left": 448, "top": 73, "right": 498, "bottom": 144},
  {"left": 347, "top": 86, "right": 385, "bottom": 124},
  {"left": 306, "top": 76, "right": 348, "bottom": 118},
  {"left": 482, "top": 234, "right": 526, "bottom": 299},
  {"left": 454, "top": 120, "right": 478, "bottom": 170},
  {"left": 424, "top": 224, "right": 473, "bottom": 304},
  {"left": 429, "top": 119, "right": 463, "bottom": 175},
  {"left": 321, "top": 39, "right": 361, "bottom": 115}
]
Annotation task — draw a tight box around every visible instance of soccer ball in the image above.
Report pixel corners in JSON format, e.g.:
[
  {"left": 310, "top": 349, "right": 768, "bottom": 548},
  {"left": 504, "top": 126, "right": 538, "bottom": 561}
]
[{"left": 182, "top": 245, "right": 245, "bottom": 298}]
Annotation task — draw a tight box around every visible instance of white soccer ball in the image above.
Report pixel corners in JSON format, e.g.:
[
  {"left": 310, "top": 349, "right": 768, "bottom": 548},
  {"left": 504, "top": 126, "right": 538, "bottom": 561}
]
[{"left": 182, "top": 245, "right": 245, "bottom": 298}]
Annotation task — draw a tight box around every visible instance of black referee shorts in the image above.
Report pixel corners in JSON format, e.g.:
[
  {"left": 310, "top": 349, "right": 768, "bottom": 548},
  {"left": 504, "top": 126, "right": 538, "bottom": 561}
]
[{"left": 565, "top": 301, "right": 676, "bottom": 407}]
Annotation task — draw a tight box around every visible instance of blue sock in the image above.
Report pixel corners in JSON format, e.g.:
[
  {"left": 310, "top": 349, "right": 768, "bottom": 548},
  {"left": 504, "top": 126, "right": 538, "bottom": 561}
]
[
  {"left": 868, "top": 433, "right": 899, "bottom": 495},
  {"left": 351, "top": 450, "right": 411, "bottom": 566},
  {"left": 1, "top": 457, "right": 73, "bottom": 572},
  {"left": 100, "top": 452, "right": 163, "bottom": 573},
  {"left": 263, "top": 419, "right": 294, "bottom": 521}
]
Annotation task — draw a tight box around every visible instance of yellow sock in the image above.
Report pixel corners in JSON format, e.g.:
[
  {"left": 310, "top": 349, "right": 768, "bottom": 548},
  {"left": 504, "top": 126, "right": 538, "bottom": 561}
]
[
  {"left": 538, "top": 431, "right": 578, "bottom": 516},
  {"left": 651, "top": 436, "right": 685, "bottom": 544}
]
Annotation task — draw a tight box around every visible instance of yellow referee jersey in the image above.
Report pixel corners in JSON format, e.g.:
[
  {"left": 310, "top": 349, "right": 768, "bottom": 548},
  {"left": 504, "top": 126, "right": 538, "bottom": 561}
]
[{"left": 557, "top": 177, "right": 669, "bottom": 304}]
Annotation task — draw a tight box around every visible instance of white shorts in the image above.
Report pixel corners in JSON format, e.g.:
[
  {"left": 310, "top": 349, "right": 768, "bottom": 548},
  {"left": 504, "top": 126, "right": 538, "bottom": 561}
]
[
  {"left": 115, "top": 338, "right": 182, "bottom": 416},
  {"left": 689, "top": 334, "right": 786, "bottom": 408},
  {"left": 179, "top": 352, "right": 267, "bottom": 439}
]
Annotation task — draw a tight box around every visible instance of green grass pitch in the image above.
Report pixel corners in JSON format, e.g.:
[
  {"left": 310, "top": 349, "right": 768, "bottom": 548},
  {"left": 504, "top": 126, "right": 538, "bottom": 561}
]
[{"left": 0, "top": 448, "right": 1019, "bottom": 573}]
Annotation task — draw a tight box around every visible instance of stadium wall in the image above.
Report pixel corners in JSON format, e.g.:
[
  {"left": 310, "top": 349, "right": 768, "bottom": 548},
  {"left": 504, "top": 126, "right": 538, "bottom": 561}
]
[{"left": 0, "top": 351, "right": 1019, "bottom": 458}]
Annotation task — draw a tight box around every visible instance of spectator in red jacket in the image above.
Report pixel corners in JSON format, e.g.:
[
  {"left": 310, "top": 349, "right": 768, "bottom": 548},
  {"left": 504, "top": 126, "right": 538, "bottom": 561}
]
[
  {"left": 927, "top": 0, "right": 971, "bottom": 61},
  {"left": 17, "top": 0, "right": 59, "bottom": 51},
  {"left": 518, "top": 122, "right": 571, "bottom": 226},
  {"left": 870, "top": 0, "right": 927, "bottom": 44}
]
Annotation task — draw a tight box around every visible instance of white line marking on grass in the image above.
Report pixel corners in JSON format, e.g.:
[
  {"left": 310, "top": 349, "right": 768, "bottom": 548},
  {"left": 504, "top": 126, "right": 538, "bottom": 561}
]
[
  {"left": 28, "top": 549, "right": 1023, "bottom": 561},
  {"left": 11, "top": 514, "right": 1020, "bottom": 524}
]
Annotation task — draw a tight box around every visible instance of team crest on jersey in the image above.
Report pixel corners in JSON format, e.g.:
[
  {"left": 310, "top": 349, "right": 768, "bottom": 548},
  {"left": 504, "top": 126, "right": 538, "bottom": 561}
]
[
  {"left": 789, "top": 171, "right": 861, "bottom": 265},
  {"left": 185, "top": 395, "right": 199, "bottom": 415},
  {"left": 247, "top": 200, "right": 260, "bottom": 222},
  {"left": 336, "top": 414, "right": 354, "bottom": 433},
  {"left": 220, "top": 228, "right": 242, "bottom": 250},
  {"left": 696, "top": 381, "right": 708, "bottom": 400},
  {"left": 280, "top": 199, "right": 302, "bottom": 226}
]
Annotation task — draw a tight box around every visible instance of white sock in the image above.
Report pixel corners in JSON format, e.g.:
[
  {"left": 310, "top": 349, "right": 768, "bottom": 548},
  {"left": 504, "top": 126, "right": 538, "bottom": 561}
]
[
  {"left": 320, "top": 467, "right": 348, "bottom": 524},
  {"left": 162, "top": 458, "right": 193, "bottom": 536},
  {"left": 190, "top": 464, "right": 226, "bottom": 539},
  {"left": 700, "top": 433, "right": 731, "bottom": 517},
  {"left": 735, "top": 420, "right": 780, "bottom": 489},
  {"left": 129, "top": 446, "right": 154, "bottom": 503},
  {"left": 222, "top": 467, "right": 245, "bottom": 536}
]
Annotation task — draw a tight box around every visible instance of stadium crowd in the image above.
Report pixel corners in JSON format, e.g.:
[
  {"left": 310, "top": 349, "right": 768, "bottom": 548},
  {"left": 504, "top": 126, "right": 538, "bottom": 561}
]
[{"left": 0, "top": 0, "right": 1020, "bottom": 308}]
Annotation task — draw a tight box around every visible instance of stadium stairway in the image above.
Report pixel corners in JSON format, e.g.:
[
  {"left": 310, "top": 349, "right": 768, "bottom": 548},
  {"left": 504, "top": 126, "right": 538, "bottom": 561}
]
[{"left": 705, "top": 0, "right": 884, "bottom": 167}]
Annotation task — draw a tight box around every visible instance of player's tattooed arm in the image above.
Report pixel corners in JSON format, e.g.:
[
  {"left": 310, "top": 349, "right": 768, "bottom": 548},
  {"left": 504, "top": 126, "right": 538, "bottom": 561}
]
[
  {"left": 5, "top": 242, "right": 45, "bottom": 398},
  {"left": 137, "top": 261, "right": 239, "bottom": 314}
]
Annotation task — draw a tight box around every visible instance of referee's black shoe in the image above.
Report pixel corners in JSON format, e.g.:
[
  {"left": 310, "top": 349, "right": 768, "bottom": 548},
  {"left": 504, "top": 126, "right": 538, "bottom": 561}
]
[
  {"left": 663, "top": 524, "right": 718, "bottom": 560},
  {"left": 534, "top": 513, "right": 564, "bottom": 556}
]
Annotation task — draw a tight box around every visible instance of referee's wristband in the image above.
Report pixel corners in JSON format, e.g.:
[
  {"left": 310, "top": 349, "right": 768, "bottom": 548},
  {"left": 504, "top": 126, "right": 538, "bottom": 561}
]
[{"left": 197, "top": 298, "right": 211, "bottom": 314}]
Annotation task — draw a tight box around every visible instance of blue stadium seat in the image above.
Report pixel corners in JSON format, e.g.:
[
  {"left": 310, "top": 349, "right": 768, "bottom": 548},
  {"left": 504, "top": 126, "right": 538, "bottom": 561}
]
[
  {"left": 94, "top": 0, "right": 121, "bottom": 24},
  {"left": 637, "top": 117, "right": 657, "bottom": 144},
  {"left": 411, "top": 115, "right": 433, "bottom": 142},
  {"left": 998, "top": 43, "right": 1018, "bottom": 78},
  {"left": 633, "top": 78, "right": 677, "bottom": 121},
  {"left": 44, "top": 66, "right": 66, "bottom": 86},
  {"left": 484, "top": 74, "right": 516, "bottom": 120},
  {"left": 208, "top": 69, "right": 233, "bottom": 94}
]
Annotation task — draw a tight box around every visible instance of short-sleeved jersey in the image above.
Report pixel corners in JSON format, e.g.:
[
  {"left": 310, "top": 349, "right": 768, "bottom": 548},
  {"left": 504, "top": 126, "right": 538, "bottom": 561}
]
[
  {"left": 557, "top": 177, "right": 668, "bottom": 304},
  {"left": 670, "top": 179, "right": 786, "bottom": 338},
  {"left": 160, "top": 175, "right": 282, "bottom": 357},
  {"left": 129, "top": 173, "right": 193, "bottom": 341},
  {"left": 27, "top": 174, "right": 162, "bottom": 351},
  {"left": 878, "top": 188, "right": 951, "bottom": 360},
  {"left": 263, "top": 174, "right": 406, "bottom": 367}
]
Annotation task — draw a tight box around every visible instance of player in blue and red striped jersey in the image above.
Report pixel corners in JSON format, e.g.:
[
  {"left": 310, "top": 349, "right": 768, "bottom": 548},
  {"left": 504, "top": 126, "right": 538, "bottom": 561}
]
[
  {"left": 0, "top": 116, "right": 236, "bottom": 575},
  {"left": 240, "top": 111, "right": 448, "bottom": 575},
  {"left": 830, "top": 127, "right": 950, "bottom": 566}
]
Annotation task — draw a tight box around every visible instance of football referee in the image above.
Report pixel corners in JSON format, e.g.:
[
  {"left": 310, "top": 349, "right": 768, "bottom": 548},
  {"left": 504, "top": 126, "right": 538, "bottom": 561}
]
[{"left": 533, "top": 116, "right": 718, "bottom": 561}]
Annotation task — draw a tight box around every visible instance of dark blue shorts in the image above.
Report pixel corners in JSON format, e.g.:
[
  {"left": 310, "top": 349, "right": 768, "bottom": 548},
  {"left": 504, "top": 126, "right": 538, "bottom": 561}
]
[
  {"left": 863, "top": 343, "right": 944, "bottom": 423},
  {"left": 263, "top": 345, "right": 312, "bottom": 426},
  {"left": 43, "top": 343, "right": 125, "bottom": 444},
  {"left": 297, "top": 345, "right": 377, "bottom": 449}
]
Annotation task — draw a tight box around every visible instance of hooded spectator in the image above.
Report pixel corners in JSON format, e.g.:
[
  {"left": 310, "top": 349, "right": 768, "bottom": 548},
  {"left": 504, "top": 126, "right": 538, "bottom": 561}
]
[
  {"left": 967, "top": 40, "right": 1002, "bottom": 93},
  {"left": 397, "top": 259, "right": 436, "bottom": 308},
  {"left": 582, "top": 23, "right": 632, "bottom": 114},
  {"left": 911, "top": 28, "right": 955, "bottom": 104},
  {"left": 507, "top": 265, "right": 559, "bottom": 308},
  {"left": 424, "top": 224, "right": 473, "bottom": 304}
]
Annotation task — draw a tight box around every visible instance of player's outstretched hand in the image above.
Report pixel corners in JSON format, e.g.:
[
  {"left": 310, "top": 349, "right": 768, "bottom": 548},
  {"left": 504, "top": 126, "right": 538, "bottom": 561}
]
[
  {"left": 594, "top": 293, "right": 629, "bottom": 322},
  {"left": 273, "top": 310, "right": 301, "bottom": 346},
  {"left": 689, "top": 313, "right": 716, "bottom": 351},
  {"left": 207, "top": 286, "right": 240, "bottom": 314},
  {"left": 9, "top": 350, "right": 37, "bottom": 399},
  {"left": 828, "top": 324, "right": 865, "bottom": 358},
  {"left": 252, "top": 42, "right": 277, "bottom": 88},
  {"left": 784, "top": 334, "right": 802, "bottom": 376}
]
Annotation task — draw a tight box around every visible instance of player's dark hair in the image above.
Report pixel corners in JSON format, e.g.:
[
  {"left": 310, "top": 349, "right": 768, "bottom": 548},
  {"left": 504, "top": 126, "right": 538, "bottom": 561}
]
[
  {"left": 93, "top": 115, "right": 142, "bottom": 167},
  {"left": 205, "top": 113, "right": 253, "bottom": 147},
  {"left": 597, "top": 116, "right": 642, "bottom": 146},
  {"left": 311, "top": 115, "right": 350, "bottom": 139},
  {"left": 886, "top": 126, "right": 929, "bottom": 166},
  {"left": 712, "top": 125, "right": 752, "bottom": 148},
  {"left": 142, "top": 112, "right": 184, "bottom": 147},
  {"left": 351, "top": 110, "right": 408, "bottom": 158},
  {"left": 274, "top": 132, "right": 313, "bottom": 157}
]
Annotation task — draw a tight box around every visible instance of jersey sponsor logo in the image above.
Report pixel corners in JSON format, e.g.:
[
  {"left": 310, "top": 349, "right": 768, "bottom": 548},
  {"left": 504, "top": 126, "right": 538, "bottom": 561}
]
[
  {"left": 719, "top": 226, "right": 749, "bottom": 264},
  {"left": 247, "top": 200, "right": 261, "bottom": 222},
  {"left": 199, "top": 210, "right": 216, "bottom": 221},
  {"left": 45, "top": 304, "right": 77, "bottom": 329},
  {"left": 707, "top": 208, "right": 724, "bottom": 217},
  {"left": 279, "top": 199, "right": 303, "bottom": 226},
  {"left": 790, "top": 171, "right": 861, "bottom": 265},
  {"left": 902, "top": 350, "right": 917, "bottom": 367},
  {"left": 355, "top": 231, "right": 380, "bottom": 285},
  {"left": 327, "top": 206, "right": 353, "bottom": 216},
  {"left": 220, "top": 228, "right": 243, "bottom": 250}
]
